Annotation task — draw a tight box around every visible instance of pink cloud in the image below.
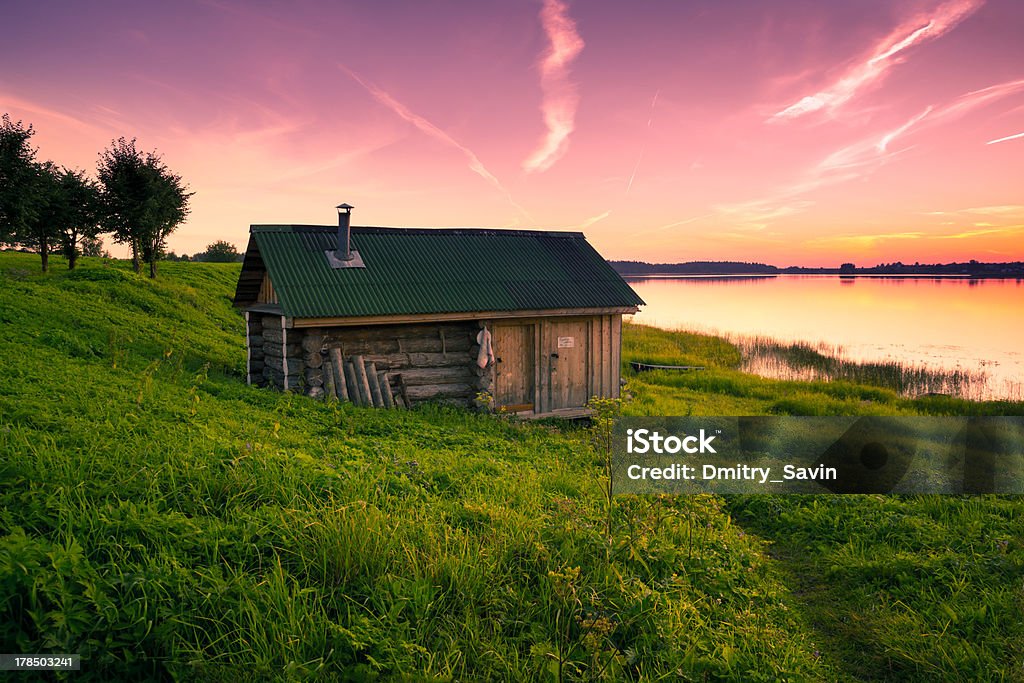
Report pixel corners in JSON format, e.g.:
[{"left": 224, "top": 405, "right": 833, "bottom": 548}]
[
  {"left": 626, "top": 89, "right": 660, "bottom": 194},
  {"left": 0, "top": 92, "right": 106, "bottom": 134},
  {"left": 770, "top": 0, "right": 983, "bottom": 121},
  {"left": 933, "top": 78, "right": 1024, "bottom": 122},
  {"left": 340, "top": 66, "right": 528, "bottom": 218},
  {"left": 523, "top": 0, "right": 585, "bottom": 173},
  {"left": 986, "top": 131, "right": 1024, "bottom": 145}
]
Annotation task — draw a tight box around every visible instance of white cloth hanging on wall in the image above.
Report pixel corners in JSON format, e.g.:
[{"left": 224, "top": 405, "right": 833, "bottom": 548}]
[{"left": 476, "top": 326, "right": 494, "bottom": 369}]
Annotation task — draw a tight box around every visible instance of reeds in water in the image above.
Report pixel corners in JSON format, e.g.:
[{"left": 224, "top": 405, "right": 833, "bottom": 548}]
[{"left": 730, "top": 334, "right": 1014, "bottom": 401}]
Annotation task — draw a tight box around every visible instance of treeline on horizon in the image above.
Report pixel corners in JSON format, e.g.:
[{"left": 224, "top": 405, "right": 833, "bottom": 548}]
[{"left": 610, "top": 259, "right": 1024, "bottom": 277}]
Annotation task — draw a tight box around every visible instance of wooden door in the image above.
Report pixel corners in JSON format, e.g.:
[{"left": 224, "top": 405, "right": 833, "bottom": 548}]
[
  {"left": 546, "top": 319, "right": 588, "bottom": 410},
  {"left": 492, "top": 324, "right": 535, "bottom": 412}
]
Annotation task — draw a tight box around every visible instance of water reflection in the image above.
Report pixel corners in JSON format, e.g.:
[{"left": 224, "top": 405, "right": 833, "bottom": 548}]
[
  {"left": 626, "top": 275, "right": 777, "bottom": 285},
  {"left": 626, "top": 275, "right": 1024, "bottom": 401}
]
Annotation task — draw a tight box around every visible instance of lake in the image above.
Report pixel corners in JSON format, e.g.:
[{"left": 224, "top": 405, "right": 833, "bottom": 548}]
[{"left": 624, "top": 275, "right": 1024, "bottom": 401}]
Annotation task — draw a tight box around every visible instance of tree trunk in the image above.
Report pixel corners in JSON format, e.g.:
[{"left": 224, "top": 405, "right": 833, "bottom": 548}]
[
  {"left": 67, "top": 229, "right": 78, "bottom": 270},
  {"left": 40, "top": 238, "right": 49, "bottom": 273},
  {"left": 146, "top": 236, "right": 161, "bottom": 278},
  {"left": 131, "top": 238, "right": 141, "bottom": 274}
]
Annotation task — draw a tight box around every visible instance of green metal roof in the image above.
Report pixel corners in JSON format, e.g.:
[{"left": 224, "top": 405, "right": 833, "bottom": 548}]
[{"left": 234, "top": 225, "right": 644, "bottom": 319}]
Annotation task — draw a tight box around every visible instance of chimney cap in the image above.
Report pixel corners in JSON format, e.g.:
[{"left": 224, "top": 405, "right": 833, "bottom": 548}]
[{"left": 336, "top": 203, "right": 354, "bottom": 211}]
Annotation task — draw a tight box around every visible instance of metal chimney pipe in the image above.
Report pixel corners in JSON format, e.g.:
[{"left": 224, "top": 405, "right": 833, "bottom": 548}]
[{"left": 336, "top": 203, "right": 354, "bottom": 261}]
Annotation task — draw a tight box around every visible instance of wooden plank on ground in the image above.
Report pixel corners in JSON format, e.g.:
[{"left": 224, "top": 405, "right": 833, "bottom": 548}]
[
  {"left": 379, "top": 371, "right": 396, "bottom": 408},
  {"left": 330, "top": 348, "right": 349, "bottom": 401},
  {"left": 367, "top": 361, "right": 384, "bottom": 407},
  {"left": 324, "top": 360, "right": 337, "bottom": 400},
  {"left": 344, "top": 360, "right": 363, "bottom": 405},
  {"left": 353, "top": 355, "right": 373, "bottom": 407},
  {"left": 630, "top": 361, "right": 705, "bottom": 372},
  {"left": 397, "top": 373, "right": 410, "bottom": 408}
]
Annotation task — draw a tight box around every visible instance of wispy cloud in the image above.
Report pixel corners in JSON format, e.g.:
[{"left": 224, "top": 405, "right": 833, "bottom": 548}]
[
  {"left": 274, "top": 147, "right": 394, "bottom": 184},
  {"left": 625, "top": 152, "right": 644, "bottom": 195},
  {"left": 656, "top": 214, "right": 707, "bottom": 232},
  {"left": 724, "top": 74, "right": 1024, "bottom": 229},
  {"left": 808, "top": 224, "right": 1024, "bottom": 250},
  {"left": 806, "top": 231, "right": 927, "bottom": 249},
  {"left": 932, "top": 78, "right": 1024, "bottom": 122},
  {"left": 715, "top": 108, "right": 930, "bottom": 228},
  {"left": 626, "top": 89, "right": 660, "bottom": 194},
  {"left": 877, "top": 107, "right": 933, "bottom": 152},
  {"left": 770, "top": 0, "right": 983, "bottom": 121},
  {"left": 0, "top": 92, "right": 106, "bottom": 134},
  {"left": 340, "top": 65, "right": 528, "bottom": 217},
  {"left": 810, "top": 108, "right": 928, "bottom": 177},
  {"left": 925, "top": 204, "right": 1024, "bottom": 216},
  {"left": 987, "top": 131, "right": 1024, "bottom": 145},
  {"left": 935, "top": 224, "right": 1024, "bottom": 239},
  {"left": 963, "top": 204, "right": 1024, "bottom": 215},
  {"left": 713, "top": 200, "right": 816, "bottom": 231},
  {"left": 862, "top": 78, "right": 1024, "bottom": 146},
  {"left": 523, "top": 0, "right": 585, "bottom": 173},
  {"left": 573, "top": 210, "right": 612, "bottom": 230}
]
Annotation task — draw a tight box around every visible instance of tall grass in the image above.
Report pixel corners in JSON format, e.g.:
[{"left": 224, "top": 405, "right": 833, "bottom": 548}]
[
  {"left": 732, "top": 335, "right": 1010, "bottom": 401},
  {"left": 730, "top": 494, "right": 1024, "bottom": 681}
]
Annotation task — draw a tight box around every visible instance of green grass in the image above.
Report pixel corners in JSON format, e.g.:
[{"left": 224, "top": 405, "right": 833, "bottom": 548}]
[
  {"left": 1, "top": 252, "right": 1021, "bottom": 681},
  {"left": 731, "top": 495, "right": 1024, "bottom": 681}
]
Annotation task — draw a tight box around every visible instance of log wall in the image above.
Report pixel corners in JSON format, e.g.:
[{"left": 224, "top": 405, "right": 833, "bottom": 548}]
[
  {"left": 316, "top": 321, "right": 481, "bottom": 407},
  {"left": 246, "top": 312, "right": 266, "bottom": 387},
  {"left": 261, "top": 314, "right": 303, "bottom": 391},
  {"left": 248, "top": 313, "right": 624, "bottom": 412}
]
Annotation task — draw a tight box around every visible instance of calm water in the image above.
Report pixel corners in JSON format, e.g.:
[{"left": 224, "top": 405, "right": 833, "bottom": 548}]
[{"left": 625, "top": 275, "right": 1024, "bottom": 401}]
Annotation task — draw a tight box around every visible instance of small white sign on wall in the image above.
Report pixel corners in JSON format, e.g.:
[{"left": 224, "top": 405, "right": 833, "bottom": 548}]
[{"left": 557, "top": 336, "right": 575, "bottom": 348}]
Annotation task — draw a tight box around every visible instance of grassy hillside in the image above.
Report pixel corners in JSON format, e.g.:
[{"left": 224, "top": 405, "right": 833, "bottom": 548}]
[{"left": 1, "top": 252, "right": 1021, "bottom": 681}]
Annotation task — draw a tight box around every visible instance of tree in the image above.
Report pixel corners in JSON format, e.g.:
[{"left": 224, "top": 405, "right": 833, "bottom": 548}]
[
  {"left": 195, "top": 240, "right": 242, "bottom": 262},
  {"left": 0, "top": 160, "right": 65, "bottom": 271},
  {"left": 97, "top": 137, "right": 192, "bottom": 278},
  {"left": 29, "top": 163, "right": 74, "bottom": 272},
  {"left": 5, "top": 162, "right": 103, "bottom": 272},
  {"left": 52, "top": 167, "right": 103, "bottom": 269},
  {"left": 1, "top": 114, "right": 35, "bottom": 246},
  {"left": 79, "top": 234, "right": 109, "bottom": 258},
  {"left": 0, "top": 114, "right": 61, "bottom": 269}
]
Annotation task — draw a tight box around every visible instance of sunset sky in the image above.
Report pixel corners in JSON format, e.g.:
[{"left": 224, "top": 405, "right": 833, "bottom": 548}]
[{"left": 2, "top": 0, "right": 1023, "bottom": 266}]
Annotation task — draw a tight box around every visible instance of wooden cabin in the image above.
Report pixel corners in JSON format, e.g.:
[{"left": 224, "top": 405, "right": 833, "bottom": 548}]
[{"left": 232, "top": 207, "right": 644, "bottom": 417}]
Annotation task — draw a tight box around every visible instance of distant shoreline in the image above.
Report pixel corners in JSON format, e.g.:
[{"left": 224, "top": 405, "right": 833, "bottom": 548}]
[
  {"left": 609, "top": 259, "right": 1024, "bottom": 278},
  {"left": 619, "top": 272, "right": 1024, "bottom": 279}
]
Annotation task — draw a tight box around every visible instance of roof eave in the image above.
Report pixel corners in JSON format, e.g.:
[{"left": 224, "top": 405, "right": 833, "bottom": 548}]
[{"left": 287, "top": 306, "right": 641, "bottom": 328}]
